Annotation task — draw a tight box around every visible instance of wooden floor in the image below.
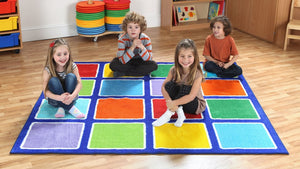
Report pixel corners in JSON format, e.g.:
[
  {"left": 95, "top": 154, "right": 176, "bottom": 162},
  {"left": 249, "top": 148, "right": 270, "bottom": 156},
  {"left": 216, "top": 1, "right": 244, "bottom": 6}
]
[{"left": 0, "top": 27, "right": 299, "bottom": 169}]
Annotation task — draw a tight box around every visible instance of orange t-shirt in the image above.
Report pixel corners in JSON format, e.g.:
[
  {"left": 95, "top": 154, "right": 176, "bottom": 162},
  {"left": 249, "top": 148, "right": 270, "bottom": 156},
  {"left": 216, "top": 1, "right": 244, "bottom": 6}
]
[{"left": 202, "top": 34, "right": 239, "bottom": 63}]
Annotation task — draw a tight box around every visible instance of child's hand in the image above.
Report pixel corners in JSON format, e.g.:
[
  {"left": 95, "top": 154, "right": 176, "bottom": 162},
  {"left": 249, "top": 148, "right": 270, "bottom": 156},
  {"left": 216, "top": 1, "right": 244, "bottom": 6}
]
[
  {"left": 223, "top": 63, "right": 231, "bottom": 69},
  {"left": 169, "top": 106, "right": 178, "bottom": 112},
  {"left": 59, "top": 93, "right": 69, "bottom": 102},
  {"left": 217, "top": 61, "right": 224, "bottom": 68},
  {"left": 62, "top": 93, "right": 74, "bottom": 105},
  {"left": 166, "top": 100, "right": 178, "bottom": 112},
  {"left": 133, "top": 39, "right": 145, "bottom": 50}
]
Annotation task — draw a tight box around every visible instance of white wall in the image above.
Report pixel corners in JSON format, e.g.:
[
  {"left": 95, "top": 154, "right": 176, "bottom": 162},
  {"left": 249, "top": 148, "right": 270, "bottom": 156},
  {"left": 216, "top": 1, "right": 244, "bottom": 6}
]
[{"left": 19, "top": 0, "right": 161, "bottom": 42}]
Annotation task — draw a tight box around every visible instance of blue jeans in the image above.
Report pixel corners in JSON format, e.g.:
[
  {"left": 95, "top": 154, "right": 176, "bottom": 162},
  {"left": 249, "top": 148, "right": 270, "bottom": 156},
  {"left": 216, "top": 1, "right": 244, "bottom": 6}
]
[{"left": 47, "top": 73, "right": 78, "bottom": 110}]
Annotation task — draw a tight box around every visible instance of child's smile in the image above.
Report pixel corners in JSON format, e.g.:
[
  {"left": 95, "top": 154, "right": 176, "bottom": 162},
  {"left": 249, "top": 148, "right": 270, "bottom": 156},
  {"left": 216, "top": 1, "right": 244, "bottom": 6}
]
[
  {"left": 213, "top": 21, "right": 225, "bottom": 39},
  {"left": 178, "top": 48, "right": 195, "bottom": 70},
  {"left": 53, "top": 45, "right": 70, "bottom": 70}
]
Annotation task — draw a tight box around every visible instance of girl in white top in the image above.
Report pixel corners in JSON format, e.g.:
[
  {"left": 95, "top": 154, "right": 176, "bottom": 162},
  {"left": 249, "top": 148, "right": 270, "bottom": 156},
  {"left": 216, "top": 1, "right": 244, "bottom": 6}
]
[{"left": 42, "top": 38, "right": 84, "bottom": 118}]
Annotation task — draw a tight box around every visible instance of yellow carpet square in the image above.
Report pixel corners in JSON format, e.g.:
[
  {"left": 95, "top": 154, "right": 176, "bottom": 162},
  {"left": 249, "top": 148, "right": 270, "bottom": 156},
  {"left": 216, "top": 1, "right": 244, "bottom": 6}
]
[
  {"left": 103, "top": 63, "right": 144, "bottom": 78},
  {"left": 154, "top": 123, "right": 211, "bottom": 149},
  {"left": 103, "top": 63, "right": 114, "bottom": 78}
]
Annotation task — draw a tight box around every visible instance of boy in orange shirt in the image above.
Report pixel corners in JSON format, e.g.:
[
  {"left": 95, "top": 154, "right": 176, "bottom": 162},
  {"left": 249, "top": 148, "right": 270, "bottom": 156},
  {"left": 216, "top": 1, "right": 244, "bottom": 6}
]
[{"left": 203, "top": 16, "right": 242, "bottom": 78}]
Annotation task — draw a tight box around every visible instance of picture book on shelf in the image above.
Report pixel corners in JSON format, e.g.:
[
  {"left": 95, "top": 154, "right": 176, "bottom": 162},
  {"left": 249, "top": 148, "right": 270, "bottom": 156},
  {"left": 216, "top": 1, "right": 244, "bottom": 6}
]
[
  {"left": 176, "top": 5, "right": 198, "bottom": 22},
  {"left": 213, "top": 0, "right": 225, "bottom": 16},
  {"left": 195, "top": 2, "right": 210, "bottom": 19},
  {"left": 208, "top": 2, "right": 220, "bottom": 20},
  {"left": 172, "top": 5, "right": 178, "bottom": 26}
]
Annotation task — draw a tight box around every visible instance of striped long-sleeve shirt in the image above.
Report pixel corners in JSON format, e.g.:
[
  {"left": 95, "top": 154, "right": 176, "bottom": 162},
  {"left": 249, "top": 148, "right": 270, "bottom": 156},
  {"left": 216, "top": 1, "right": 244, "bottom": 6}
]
[{"left": 117, "top": 33, "right": 152, "bottom": 64}]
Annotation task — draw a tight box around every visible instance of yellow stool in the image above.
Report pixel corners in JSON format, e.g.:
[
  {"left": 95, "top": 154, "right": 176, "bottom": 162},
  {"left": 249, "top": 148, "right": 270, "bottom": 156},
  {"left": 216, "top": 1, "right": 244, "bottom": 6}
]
[{"left": 76, "top": 18, "right": 104, "bottom": 28}]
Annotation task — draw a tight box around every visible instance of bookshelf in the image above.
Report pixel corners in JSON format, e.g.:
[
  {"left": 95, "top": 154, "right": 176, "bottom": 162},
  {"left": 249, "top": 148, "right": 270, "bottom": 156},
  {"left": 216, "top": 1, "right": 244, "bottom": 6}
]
[{"left": 161, "top": 0, "right": 225, "bottom": 31}]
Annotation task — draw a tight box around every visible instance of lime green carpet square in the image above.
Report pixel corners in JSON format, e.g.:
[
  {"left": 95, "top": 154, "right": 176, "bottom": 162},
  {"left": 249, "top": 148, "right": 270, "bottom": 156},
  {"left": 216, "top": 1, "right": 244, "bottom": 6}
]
[
  {"left": 89, "top": 123, "right": 145, "bottom": 149},
  {"left": 79, "top": 80, "right": 95, "bottom": 96}
]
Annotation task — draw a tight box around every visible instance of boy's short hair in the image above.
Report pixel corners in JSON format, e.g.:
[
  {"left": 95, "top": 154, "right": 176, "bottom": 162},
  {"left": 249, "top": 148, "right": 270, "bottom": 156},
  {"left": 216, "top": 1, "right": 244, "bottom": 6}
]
[
  {"left": 210, "top": 16, "right": 232, "bottom": 36},
  {"left": 121, "top": 11, "right": 147, "bottom": 32}
]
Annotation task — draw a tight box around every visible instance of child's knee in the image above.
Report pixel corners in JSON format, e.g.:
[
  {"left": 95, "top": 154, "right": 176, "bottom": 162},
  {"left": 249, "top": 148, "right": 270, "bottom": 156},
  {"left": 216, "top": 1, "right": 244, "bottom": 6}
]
[
  {"left": 66, "top": 73, "right": 76, "bottom": 78},
  {"left": 48, "top": 77, "right": 61, "bottom": 87},
  {"left": 237, "top": 66, "right": 243, "bottom": 75},
  {"left": 66, "top": 73, "right": 77, "bottom": 82},
  {"left": 204, "top": 61, "right": 217, "bottom": 71}
]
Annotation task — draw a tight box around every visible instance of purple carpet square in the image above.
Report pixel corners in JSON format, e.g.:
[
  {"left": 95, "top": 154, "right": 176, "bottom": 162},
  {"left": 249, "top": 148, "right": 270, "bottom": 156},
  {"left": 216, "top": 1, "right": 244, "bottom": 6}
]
[
  {"left": 150, "top": 79, "right": 164, "bottom": 96},
  {"left": 21, "top": 122, "right": 84, "bottom": 149}
]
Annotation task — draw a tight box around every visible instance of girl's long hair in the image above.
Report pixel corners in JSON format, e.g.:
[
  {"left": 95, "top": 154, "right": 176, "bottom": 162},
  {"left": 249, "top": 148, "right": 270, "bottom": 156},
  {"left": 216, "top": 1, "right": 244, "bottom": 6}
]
[
  {"left": 44, "top": 38, "right": 73, "bottom": 78},
  {"left": 174, "top": 39, "right": 204, "bottom": 85}
]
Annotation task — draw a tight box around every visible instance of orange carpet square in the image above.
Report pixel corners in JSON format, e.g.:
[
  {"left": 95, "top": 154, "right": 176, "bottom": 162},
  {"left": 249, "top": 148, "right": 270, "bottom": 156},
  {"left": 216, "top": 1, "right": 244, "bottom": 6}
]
[
  {"left": 201, "top": 79, "right": 247, "bottom": 96},
  {"left": 95, "top": 98, "right": 144, "bottom": 119}
]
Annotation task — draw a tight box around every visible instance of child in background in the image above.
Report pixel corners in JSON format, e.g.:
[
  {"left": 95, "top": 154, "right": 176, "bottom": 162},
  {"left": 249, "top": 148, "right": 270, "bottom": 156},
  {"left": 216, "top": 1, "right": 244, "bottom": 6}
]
[
  {"left": 109, "top": 11, "right": 157, "bottom": 77},
  {"left": 152, "top": 39, "right": 206, "bottom": 127},
  {"left": 203, "top": 15, "right": 242, "bottom": 78},
  {"left": 42, "top": 38, "right": 85, "bottom": 118}
]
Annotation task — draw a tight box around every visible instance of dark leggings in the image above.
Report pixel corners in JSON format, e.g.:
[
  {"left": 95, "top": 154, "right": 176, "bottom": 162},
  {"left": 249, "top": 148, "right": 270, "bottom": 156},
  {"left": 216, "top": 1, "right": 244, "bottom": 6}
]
[
  {"left": 164, "top": 81, "right": 198, "bottom": 114},
  {"left": 204, "top": 61, "right": 242, "bottom": 78},
  {"left": 109, "top": 57, "right": 158, "bottom": 76},
  {"left": 47, "top": 73, "right": 77, "bottom": 110}
]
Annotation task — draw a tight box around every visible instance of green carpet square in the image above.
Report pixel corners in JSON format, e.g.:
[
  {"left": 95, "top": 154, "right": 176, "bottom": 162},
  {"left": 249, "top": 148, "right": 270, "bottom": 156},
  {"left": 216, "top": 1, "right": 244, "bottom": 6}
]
[
  {"left": 150, "top": 64, "right": 173, "bottom": 77},
  {"left": 79, "top": 80, "right": 95, "bottom": 96},
  {"left": 207, "top": 99, "right": 259, "bottom": 119},
  {"left": 88, "top": 123, "right": 145, "bottom": 149}
]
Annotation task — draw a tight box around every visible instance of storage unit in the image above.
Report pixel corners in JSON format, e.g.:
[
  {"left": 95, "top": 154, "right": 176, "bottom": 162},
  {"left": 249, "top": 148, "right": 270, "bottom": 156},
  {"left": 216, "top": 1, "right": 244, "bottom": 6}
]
[
  {"left": 0, "top": 33, "right": 20, "bottom": 48},
  {"left": 0, "top": 0, "right": 22, "bottom": 53},
  {"left": 0, "top": 0, "right": 16, "bottom": 14},
  {"left": 76, "top": 0, "right": 129, "bottom": 42},
  {"left": 226, "top": 0, "right": 291, "bottom": 47},
  {"left": 0, "top": 16, "right": 18, "bottom": 31},
  {"left": 161, "top": 0, "right": 226, "bottom": 31}
]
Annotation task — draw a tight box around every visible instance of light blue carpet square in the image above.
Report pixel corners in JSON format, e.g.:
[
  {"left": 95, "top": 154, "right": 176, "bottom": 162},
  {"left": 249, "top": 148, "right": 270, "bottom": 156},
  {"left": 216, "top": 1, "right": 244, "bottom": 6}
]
[
  {"left": 35, "top": 98, "right": 90, "bottom": 119},
  {"left": 213, "top": 123, "right": 276, "bottom": 149},
  {"left": 100, "top": 79, "right": 144, "bottom": 96}
]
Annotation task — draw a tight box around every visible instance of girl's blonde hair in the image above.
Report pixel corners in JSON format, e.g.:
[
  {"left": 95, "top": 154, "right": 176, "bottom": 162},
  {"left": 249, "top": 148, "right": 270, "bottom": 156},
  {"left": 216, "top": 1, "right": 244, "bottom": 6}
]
[
  {"left": 121, "top": 11, "right": 147, "bottom": 33},
  {"left": 44, "top": 38, "right": 73, "bottom": 77},
  {"left": 174, "top": 39, "right": 204, "bottom": 85}
]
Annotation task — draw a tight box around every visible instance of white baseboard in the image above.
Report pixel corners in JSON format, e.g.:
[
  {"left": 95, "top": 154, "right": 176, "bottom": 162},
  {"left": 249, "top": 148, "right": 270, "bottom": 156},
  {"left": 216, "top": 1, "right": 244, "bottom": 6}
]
[
  {"left": 21, "top": 23, "right": 160, "bottom": 42},
  {"left": 21, "top": 24, "right": 78, "bottom": 42}
]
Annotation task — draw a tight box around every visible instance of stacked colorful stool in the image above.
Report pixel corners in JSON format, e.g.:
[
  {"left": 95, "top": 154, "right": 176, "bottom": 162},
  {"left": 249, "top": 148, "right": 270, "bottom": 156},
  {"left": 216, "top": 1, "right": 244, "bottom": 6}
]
[
  {"left": 76, "top": 0, "right": 105, "bottom": 35},
  {"left": 105, "top": 0, "right": 130, "bottom": 31}
]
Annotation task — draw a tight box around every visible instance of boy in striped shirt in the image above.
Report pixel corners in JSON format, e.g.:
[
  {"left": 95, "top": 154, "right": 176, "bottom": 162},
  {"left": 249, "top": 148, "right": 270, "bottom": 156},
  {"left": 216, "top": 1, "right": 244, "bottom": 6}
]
[{"left": 109, "top": 11, "right": 157, "bottom": 77}]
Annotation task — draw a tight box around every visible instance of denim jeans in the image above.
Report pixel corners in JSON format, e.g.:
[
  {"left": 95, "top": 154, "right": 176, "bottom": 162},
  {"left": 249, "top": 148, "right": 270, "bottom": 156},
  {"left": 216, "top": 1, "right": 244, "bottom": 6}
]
[{"left": 47, "top": 73, "right": 78, "bottom": 110}]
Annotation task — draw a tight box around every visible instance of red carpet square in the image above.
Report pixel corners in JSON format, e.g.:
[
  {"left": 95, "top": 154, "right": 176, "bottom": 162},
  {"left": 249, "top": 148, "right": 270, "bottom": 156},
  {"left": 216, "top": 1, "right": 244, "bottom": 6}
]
[
  {"left": 77, "top": 64, "right": 99, "bottom": 77},
  {"left": 152, "top": 99, "right": 203, "bottom": 119}
]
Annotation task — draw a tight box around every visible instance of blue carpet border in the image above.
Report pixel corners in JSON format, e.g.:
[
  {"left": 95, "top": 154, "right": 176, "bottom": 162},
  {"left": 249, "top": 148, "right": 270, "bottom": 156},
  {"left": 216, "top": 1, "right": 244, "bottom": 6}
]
[{"left": 10, "top": 62, "right": 288, "bottom": 154}]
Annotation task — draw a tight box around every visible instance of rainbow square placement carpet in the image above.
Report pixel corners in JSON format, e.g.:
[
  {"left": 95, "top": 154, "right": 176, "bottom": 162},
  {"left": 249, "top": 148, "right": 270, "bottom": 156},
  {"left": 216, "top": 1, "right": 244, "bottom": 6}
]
[{"left": 11, "top": 62, "right": 288, "bottom": 154}]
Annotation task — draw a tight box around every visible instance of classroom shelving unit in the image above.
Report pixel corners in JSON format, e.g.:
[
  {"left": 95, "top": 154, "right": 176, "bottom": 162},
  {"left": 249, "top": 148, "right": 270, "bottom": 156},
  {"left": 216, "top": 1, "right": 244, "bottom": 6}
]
[
  {"left": 0, "top": 0, "right": 22, "bottom": 53},
  {"left": 161, "top": 0, "right": 225, "bottom": 31}
]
